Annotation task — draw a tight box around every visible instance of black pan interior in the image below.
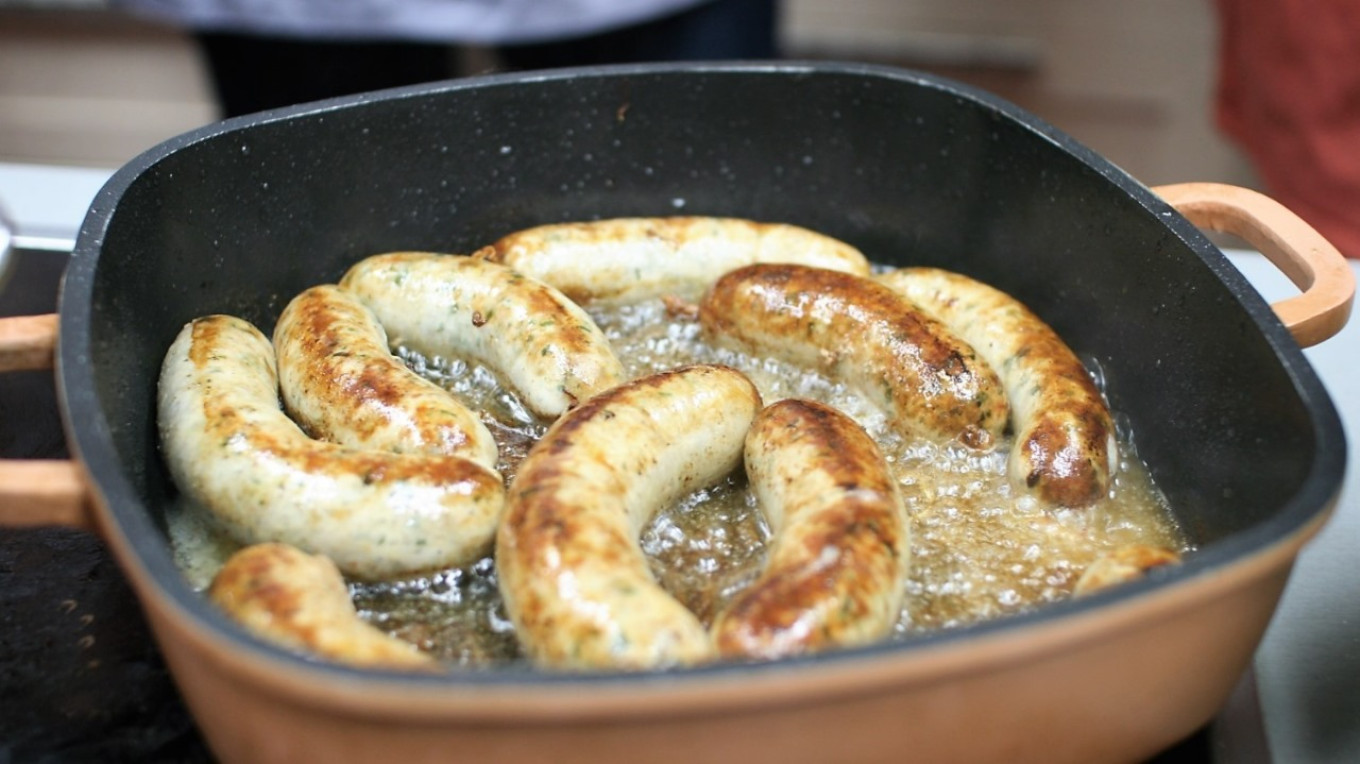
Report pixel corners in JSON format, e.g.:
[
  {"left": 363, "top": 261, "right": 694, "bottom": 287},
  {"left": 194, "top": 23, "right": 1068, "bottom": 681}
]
[{"left": 58, "top": 62, "right": 1344, "bottom": 657}]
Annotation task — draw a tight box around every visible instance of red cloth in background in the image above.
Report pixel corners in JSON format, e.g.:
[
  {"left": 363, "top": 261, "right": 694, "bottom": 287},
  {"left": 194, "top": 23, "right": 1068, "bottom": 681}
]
[{"left": 1214, "top": 0, "right": 1360, "bottom": 258}]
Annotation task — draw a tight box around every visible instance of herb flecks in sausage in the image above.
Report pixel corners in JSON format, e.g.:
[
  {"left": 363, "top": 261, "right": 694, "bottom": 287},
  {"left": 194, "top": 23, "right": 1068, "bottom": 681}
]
[
  {"left": 878, "top": 267, "right": 1117, "bottom": 507},
  {"left": 159, "top": 315, "right": 505, "bottom": 581},
  {"left": 713, "top": 399, "right": 909, "bottom": 661},
  {"left": 340, "top": 252, "right": 623, "bottom": 419},
  {"left": 484, "top": 217, "right": 872, "bottom": 306},
  {"left": 699, "top": 264, "right": 1009, "bottom": 446},
  {"left": 496, "top": 365, "right": 762, "bottom": 671},
  {"left": 274, "top": 284, "right": 499, "bottom": 469}
]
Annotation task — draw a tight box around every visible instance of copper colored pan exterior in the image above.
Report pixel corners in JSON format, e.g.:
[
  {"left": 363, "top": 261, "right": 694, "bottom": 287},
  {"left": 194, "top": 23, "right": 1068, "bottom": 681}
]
[
  {"left": 0, "top": 62, "right": 1351, "bottom": 762},
  {"left": 130, "top": 509, "right": 1318, "bottom": 764}
]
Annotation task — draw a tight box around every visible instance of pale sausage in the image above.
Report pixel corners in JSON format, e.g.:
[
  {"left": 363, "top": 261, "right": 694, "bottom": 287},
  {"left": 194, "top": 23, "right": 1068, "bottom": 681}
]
[
  {"left": 157, "top": 315, "right": 504, "bottom": 580},
  {"left": 340, "top": 252, "right": 624, "bottom": 419},
  {"left": 496, "top": 365, "right": 762, "bottom": 670},
  {"left": 481, "top": 217, "right": 871, "bottom": 305}
]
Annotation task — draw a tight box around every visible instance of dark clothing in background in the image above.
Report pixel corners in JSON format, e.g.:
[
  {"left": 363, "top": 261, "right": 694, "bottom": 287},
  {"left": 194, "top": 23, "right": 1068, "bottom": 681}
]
[
  {"left": 196, "top": 36, "right": 449, "bottom": 118},
  {"left": 197, "top": 0, "right": 778, "bottom": 118}
]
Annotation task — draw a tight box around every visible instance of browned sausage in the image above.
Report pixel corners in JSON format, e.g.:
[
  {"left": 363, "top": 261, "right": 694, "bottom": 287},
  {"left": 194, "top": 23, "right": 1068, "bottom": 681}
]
[
  {"left": 1074, "top": 544, "right": 1181, "bottom": 595},
  {"left": 273, "top": 284, "right": 499, "bottom": 470},
  {"left": 712, "top": 399, "right": 909, "bottom": 660},
  {"left": 495, "top": 365, "right": 763, "bottom": 670},
  {"left": 208, "top": 543, "right": 439, "bottom": 670},
  {"left": 699, "top": 263, "right": 1008, "bottom": 447},
  {"left": 157, "top": 315, "right": 505, "bottom": 580},
  {"left": 878, "top": 267, "right": 1117, "bottom": 506}
]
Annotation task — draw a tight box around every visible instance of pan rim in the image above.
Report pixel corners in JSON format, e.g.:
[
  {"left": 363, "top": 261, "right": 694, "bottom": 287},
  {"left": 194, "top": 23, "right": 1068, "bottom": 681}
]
[{"left": 54, "top": 59, "right": 1349, "bottom": 691}]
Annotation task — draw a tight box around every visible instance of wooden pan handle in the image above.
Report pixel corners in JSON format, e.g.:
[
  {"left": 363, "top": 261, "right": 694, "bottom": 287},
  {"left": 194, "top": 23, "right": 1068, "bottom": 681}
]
[
  {"left": 1153, "top": 182, "right": 1356, "bottom": 348},
  {"left": 0, "top": 313, "right": 58, "bottom": 372},
  {"left": 0, "top": 312, "right": 92, "bottom": 531},
  {"left": 0, "top": 460, "right": 92, "bottom": 531}
]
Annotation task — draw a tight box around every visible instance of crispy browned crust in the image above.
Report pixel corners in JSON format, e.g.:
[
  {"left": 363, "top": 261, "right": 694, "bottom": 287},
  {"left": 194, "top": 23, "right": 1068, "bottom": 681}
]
[
  {"left": 496, "top": 365, "right": 762, "bottom": 669},
  {"left": 1015, "top": 389, "right": 1116, "bottom": 507},
  {"left": 879, "top": 267, "right": 1117, "bottom": 507},
  {"left": 190, "top": 316, "right": 503, "bottom": 490},
  {"left": 1073, "top": 544, "right": 1181, "bottom": 595},
  {"left": 713, "top": 399, "right": 908, "bottom": 660},
  {"left": 273, "top": 285, "right": 490, "bottom": 460},
  {"left": 208, "top": 543, "right": 438, "bottom": 670},
  {"left": 944, "top": 275, "right": 1113, "bottom": 506},
  {"left": 699, "top": 264, "right": 1008, "bottom": 445}
]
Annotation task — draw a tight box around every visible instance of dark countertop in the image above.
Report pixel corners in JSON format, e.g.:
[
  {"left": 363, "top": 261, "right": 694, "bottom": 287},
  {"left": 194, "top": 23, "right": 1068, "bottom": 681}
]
[{"left": 0, "top": 247, "right": 210, "bottom": 762}]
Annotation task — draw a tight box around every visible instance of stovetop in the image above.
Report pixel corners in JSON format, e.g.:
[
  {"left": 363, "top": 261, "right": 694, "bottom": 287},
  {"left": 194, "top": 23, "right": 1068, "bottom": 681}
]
[{"left": 0, "top": 246, "right": 211, "bottom": 761}]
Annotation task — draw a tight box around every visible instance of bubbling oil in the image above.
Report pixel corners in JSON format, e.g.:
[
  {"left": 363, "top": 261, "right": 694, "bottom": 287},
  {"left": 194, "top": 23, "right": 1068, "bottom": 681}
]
[
  {"left": 167, "top": 294, "right": 1188, "bottom": 666},
  {"left": 592, "top": 299, "right": 1186, "bottom": 635}
]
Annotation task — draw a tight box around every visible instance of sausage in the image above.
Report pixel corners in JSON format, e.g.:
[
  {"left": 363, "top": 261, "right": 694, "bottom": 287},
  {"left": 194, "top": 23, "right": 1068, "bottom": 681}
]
[
  {"left": 208, "top": 542, "right": 438, "bottom": 670},
  {"left": 876, "top": 267, "right": 1117, "bottom": 506},
  {"left": 712, "top": 399, "right": 909, "bottom": 660},
  {"left": 495, "top": 365, "right": 763, "bottom": 670},
  {"left": 273, "top": 284, "right": 499, "bottom": 471},
  {"left": 1073, "top": 544, "right": 1181, "bottom": 595},
  {"left": 699, "top": 263, "right": 1009, "bottom": 447},
  {"left": 157, "top": 315, "right": 505, "bottom": 580},
  {"left": 339, "top": 252, "right": 624, "bottom": 419},
  {"left": 480, "top": 217, "right": 872, "bottom": 305}
]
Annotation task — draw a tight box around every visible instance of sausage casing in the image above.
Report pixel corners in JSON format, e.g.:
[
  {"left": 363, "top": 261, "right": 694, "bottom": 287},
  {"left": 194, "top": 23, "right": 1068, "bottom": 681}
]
[
  {"left": 877, "top": 267, "right": 1117, "bottom": 506},
  {"left": 339, "top": 252, "right": 624, "bottom": 418},
  {"left": 713, "top": 399, "right": 910, "bottom": 660},
  {"left": 1074, "top": 544, "right": 1180, "bottom": 595},
  {"left": 208, "top": 543, "right": 438, "bottom": 670},
  {"left": 481, "top": 217, "right": 872, "bottom": 305},
  {"left": 273, "top": 284, "right": 499, "bottom": 470},
  {"left": 495, "top": 365, "right": 763, "bottom": 670},
  {"left": 699, "top": 263, "right": 1009, "bottom": 446},
  {"left": 157, "top": 315, "right": 505, "bottom": 580}
]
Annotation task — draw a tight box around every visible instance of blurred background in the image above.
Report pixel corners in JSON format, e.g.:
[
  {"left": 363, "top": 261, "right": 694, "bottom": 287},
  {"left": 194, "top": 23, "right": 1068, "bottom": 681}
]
[{"left": 1, "top": 0, "right": 1259, "bottom": 190}]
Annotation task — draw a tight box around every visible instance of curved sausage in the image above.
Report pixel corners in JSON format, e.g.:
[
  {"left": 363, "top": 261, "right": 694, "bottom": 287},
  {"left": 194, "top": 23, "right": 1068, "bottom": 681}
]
[
  {"left": 208, "top": 542, "right": 439, "bottom": 670},
  {"left": 273, "top": 284, "right": 499, "bottom": 471},
  {"left": 495, "top": 365, "right": 763, "bottom": 670},
  {"left": 480, "top": 217, "right": 872, "bottom": 305},
  {"left": 1074, "top": 544, "right": 1181, "bottom": 595},
  {"left": 699, "top": 263, "right": 1009, "bottom": 447},
  {"left": 157, "top": 315, "right": 505, "bottom": 580},
  {"left": 877, "top": 267, "right": 1117, "bottom": 506},
  {"left": 339, "top": 252, "right": 624, "bottom": 419},
  {"left": 712, "top": 399, "right": 909, "bottom": 660}
]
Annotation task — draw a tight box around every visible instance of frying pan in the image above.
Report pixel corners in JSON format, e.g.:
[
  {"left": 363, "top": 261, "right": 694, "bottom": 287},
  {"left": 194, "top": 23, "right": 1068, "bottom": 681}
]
[{"left": 0, "top": 62, "right": 1353, "bottom": 763}]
